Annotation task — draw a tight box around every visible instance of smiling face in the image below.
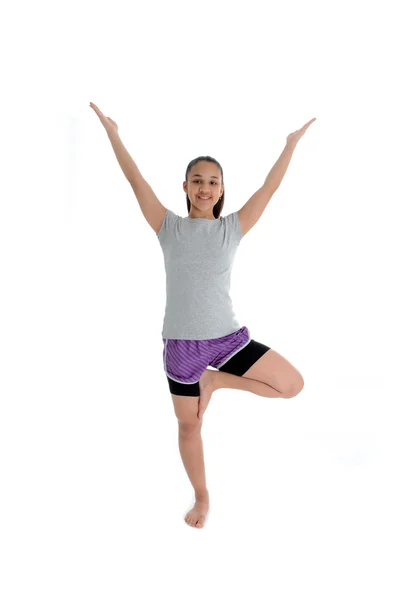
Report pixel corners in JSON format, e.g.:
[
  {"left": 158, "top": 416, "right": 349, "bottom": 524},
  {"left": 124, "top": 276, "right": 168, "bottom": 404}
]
[{"left": 184, "top": 161, "right": 224, "bottom": 219}]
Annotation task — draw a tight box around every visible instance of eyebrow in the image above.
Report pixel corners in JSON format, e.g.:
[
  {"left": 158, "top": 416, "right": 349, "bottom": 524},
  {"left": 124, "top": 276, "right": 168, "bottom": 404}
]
[{"left": 191, "top": 174, "right": 220, "bottom": 180}]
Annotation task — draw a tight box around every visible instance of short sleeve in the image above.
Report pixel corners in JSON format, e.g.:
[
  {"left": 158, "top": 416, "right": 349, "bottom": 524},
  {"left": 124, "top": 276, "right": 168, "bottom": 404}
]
[
  {"left": 223, "top": 211, "right": 243, "bottom": 245},
  {"left": 156, "top": 208, "right": 180, "bottom": 245}
]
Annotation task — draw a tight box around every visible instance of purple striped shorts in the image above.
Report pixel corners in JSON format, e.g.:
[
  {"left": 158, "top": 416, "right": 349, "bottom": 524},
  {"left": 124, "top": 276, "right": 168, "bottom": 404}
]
[{"left": 162, "top": 325, "right": 251, "bottom": 384}]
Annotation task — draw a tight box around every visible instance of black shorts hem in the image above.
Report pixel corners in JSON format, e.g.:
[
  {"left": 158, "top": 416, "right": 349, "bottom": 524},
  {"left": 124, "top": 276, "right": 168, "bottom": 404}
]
[{"left": 165, "top": 339, "right": 271, "bottom": 397}]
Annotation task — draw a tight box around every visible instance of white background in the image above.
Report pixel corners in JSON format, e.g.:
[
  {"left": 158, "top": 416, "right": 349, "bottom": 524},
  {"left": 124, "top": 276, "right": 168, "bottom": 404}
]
[{"left": 1, "top": 0, "right": 399, "bottom": 598}]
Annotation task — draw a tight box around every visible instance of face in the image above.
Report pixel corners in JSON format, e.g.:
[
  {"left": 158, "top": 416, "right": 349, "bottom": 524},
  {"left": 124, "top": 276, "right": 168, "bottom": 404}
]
[{"left": 184, "top": 162, "right": 224, "bottom": 213}]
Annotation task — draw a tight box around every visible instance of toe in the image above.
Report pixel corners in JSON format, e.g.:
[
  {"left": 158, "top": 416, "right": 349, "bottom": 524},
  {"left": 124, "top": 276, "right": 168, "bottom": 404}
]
[{"left": 196, "top": 516, "right": 205, "bottom": 527}]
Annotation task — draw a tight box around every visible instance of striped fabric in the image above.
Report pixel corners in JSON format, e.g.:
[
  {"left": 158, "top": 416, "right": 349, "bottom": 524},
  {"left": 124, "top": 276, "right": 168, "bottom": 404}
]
[{"left": 162, "top": 326, "right": 251, "bottom": 384}]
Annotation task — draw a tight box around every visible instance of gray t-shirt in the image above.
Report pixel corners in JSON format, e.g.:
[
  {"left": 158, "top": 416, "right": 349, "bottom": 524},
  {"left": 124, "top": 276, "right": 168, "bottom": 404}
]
[{"left": 156, "top": 209, "right": 244, "bottom": 340}]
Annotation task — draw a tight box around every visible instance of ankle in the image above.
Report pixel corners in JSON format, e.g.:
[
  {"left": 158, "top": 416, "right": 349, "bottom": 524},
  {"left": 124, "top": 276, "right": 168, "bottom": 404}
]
[{"left": 195, "top": 488, "right": 209, "bottom": 501}]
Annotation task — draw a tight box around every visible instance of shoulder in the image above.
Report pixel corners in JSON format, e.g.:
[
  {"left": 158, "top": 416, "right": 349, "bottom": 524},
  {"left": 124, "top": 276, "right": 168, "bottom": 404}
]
[
  {"left": 156, "top": 208, "right": 181, "bottom": 240},
  {"left": 221, "top": 211, "right": 243, "bottom": 242}
]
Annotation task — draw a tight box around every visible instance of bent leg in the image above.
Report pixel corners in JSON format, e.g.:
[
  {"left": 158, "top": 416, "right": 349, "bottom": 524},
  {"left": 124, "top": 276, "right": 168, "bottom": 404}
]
[{"left": 212, "top": 369, "right": 285, "bottom": 397}]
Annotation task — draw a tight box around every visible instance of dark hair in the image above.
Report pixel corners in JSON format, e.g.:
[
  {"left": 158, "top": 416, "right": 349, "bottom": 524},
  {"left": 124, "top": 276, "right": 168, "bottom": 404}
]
[{"left": 185, "top": 156, "right": 225, "bottom": 218}]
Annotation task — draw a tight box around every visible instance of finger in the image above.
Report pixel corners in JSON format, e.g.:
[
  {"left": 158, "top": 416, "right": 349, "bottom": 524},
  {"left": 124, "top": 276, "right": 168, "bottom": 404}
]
[
  {"left": 92, "top": 106, "right": 103, "bottom": 118},
  {"left": 92, "top": 104, "right": 104, "bottom": 117}
]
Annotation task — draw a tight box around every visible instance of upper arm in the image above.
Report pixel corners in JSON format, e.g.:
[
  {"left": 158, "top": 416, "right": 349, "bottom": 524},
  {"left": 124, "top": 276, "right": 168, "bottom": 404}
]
[
  {"left": 237, "top": 185, "right": 274, "bottom": 236},
  {"left": 130, "top": 178, "right": 168, "bottom": 235},
  {"left": 237, "top": 206, "right": 254, "bottom": 237}
]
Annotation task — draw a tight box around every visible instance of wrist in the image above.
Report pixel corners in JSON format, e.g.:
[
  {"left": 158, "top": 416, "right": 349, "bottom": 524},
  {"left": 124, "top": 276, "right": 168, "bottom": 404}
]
[
  {"left": 107, "top": 130, "right": 120, "bottom": 140},
  {"left": 285, "top": 140, "right": 297, "bottom": 152}
]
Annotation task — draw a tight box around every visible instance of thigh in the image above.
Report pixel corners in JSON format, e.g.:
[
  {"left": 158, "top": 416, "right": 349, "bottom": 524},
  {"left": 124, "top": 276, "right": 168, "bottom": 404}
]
[
  {"left": 218, "top": 339, "right": 271, "bottom": 377},
  {"left": 171, "top": 392, "right": 201, "bottom": 424},
  {"left": 162, "top": 338, "right": 210, "bottom": 390}
]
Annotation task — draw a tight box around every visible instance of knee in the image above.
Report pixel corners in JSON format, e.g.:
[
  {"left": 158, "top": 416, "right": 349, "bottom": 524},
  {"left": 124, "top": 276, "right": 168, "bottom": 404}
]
[
  {"left": 283, "top": 377, "right": 305, "bottom": 398},
  {"left": 178, "top": 418, "right": 203, "bottom": 438}
]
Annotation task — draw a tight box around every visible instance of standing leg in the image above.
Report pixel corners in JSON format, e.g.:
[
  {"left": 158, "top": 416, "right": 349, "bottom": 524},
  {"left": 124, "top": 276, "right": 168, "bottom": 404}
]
[{"left": 171, "top": 393, "right": 210, "bottom": 528}]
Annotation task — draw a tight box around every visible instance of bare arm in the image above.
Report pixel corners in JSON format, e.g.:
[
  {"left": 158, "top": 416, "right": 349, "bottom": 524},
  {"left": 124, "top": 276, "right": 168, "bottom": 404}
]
[
  {"left": 107, "top": 129, "right": 144, "bottom": 186},
  {"left": 90, "top": 102, "right": 167, "bottom": 234},
  {"left": 238, "top": 117, "right": 317, "bottom": 236},
  {"left": 107, "top": 131, "right": 167, "bottom": 234}
]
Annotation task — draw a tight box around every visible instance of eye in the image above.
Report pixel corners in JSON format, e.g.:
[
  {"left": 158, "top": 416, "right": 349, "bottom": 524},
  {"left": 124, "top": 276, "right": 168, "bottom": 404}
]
[{"left": 194, "top": 180, "right": 217, "bottom": 184}]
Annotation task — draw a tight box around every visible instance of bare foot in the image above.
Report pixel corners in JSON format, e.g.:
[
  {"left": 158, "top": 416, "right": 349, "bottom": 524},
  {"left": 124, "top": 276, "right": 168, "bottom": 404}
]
[
  {"left": 184, "top": 491, "right": 210, "bottom": 528},
  {"left": 198, "top": 369, "right": 216, "bottom": 419}
]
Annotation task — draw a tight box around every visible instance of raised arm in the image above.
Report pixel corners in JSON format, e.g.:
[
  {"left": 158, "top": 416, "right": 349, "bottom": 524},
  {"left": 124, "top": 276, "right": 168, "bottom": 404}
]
[
  {"left": 89, "top": 102, "right": 167, "bottom": 235},
  {"left": 237, "top": 117, "right": 316, "bottom": 237}
]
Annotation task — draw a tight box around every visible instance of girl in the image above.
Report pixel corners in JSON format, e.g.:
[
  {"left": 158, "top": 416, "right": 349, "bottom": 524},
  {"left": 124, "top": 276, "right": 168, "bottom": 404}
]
[{"left": 89, "top": 102, "right": 315, "bottom": 528}]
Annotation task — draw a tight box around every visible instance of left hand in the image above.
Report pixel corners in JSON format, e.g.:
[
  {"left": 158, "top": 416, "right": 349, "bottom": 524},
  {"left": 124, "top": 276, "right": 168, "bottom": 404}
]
[{"left": 286, "top": 117, "right": 317, "bottom": 147}]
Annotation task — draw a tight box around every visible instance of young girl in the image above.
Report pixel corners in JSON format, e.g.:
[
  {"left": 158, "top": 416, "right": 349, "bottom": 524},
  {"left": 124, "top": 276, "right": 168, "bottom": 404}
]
[{"left": 90, "top": 102, "right": 315, "bottom": 529}]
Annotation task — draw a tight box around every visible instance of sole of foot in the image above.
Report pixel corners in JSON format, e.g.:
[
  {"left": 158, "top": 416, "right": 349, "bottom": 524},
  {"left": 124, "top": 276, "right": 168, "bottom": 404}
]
[{"left": 198, "top": 369, "right": 215, "bottom": 418}]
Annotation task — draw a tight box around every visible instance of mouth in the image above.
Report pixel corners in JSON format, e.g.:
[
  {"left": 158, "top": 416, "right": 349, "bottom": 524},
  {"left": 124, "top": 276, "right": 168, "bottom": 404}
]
[{"left": 197, "top": 196, "right": 211, "bottom": 200}]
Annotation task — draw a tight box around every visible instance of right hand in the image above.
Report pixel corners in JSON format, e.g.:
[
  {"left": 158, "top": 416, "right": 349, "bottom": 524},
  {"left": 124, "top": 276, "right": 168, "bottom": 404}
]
[{"left": 89, "top": 102, "right": 119, "bottom": 136}]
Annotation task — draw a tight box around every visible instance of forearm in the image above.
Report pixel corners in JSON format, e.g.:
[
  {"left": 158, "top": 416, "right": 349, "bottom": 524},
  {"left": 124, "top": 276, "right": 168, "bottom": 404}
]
[
  {"left": 263, "top": 142, "right": 296, "bottom": 192},
  {"left": 107, "top": 131, "right": 144, "bottom": 186}
]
